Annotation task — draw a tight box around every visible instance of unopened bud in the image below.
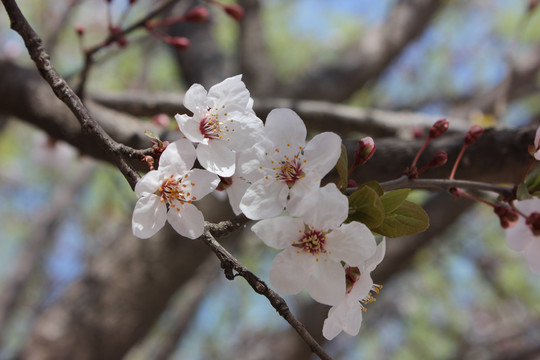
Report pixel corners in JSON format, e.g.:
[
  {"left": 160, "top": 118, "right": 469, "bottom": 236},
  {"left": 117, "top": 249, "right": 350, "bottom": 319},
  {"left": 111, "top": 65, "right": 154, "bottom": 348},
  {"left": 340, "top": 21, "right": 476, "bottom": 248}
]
[
  {"left": 427, "top": 151, "right": 447, "bottom": 168},
  {"left": 224, "top": 4, "right": 244, "bottom": 22},
  {"left": 75, "top": 24, "right": 84, "bottom": 36},
  {"left": 528, "top": 0, "right": 540, "bottom": 12},
  {"left": 185, "top": 6, "right": 210, "bottom": 22},
  {"left": 347, "top": 179, "right": 358, "bottom": 188},
  {"left": 494, "top": 205, "right": 519, "bottom": 229},
  {"left": 465, "top": 125, "right": 484, "bottom": 145},
  {"left": 354, "top": 137, "right": 375, "bottom": 166},
  {"left": 129, "top": 0, "right": 137, "bottom": 4},
  {"left": 526, "top": 212, "right": 540, "bottom": 236},
  {"left": 163, "top": 36, "right": 190, "bottom": 50},
  {"left": 152, "top": 113, "right": 171, "bottom": 128},
  {"left": 429, "top": 119, "right": 449, "bottom": 139}
]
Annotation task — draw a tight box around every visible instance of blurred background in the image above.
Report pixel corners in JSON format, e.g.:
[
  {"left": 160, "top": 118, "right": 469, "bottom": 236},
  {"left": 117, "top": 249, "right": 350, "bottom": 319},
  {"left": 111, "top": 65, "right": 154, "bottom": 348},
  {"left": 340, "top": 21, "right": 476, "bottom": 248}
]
[{"left": 1, "top": 0, "right": 540, "bottom": 359}]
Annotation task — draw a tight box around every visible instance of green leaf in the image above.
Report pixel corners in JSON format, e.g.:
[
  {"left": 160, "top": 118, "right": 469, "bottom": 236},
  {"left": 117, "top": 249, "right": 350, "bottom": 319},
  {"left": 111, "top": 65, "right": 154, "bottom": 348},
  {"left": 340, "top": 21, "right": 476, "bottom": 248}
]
[
  {"left": 373, "top": 200, "right": 429, "bottom": 238},
  {"left": 144, "top": 129, "right": 162, "bottom": 145},
  {"left": 360, "top": 181, "right": 383, "bottom": 196},
  {"left": 347, "top": 185, "right": 385, "bottom": 228},
  {"left": 335, "top": 144, "right": 348, "bottom": 191},
  {"left": 525, "top": 167, "right": 540, "bottom": 193},
  {"left": 517, "top": 183, "right": 533, "bottom": 200},
  {"left": 380, "top": 188, "right": 411, "bottom": 213}
]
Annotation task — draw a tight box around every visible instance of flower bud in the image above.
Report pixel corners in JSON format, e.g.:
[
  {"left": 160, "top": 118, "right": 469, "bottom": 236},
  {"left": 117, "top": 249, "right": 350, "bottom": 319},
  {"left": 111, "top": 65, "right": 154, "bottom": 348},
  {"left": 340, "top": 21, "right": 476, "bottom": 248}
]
[
  {"left": 185, "top": 6, "right": 210, "bottom": 22},
  {"left": 224, "top": 4, "right": 244, "bottom": 22},
  {"left": 465, "top": 125, "right": 484, "bottom": 145},
  {"left": 152, "top": 114, "right": 171, "bottom": 128},
  {"left": 163, "top": 36, "right": 190, "bottom": 50},
  {"left": 75, "top": 24, "right": 84, "bottom": 36},
  {"left": 427, "top": 151, "right": 447, "bottom": 168},
  {"left": 347, "top": 179, "right": 358, "bottom": 188},
  {"left": 528, "top": 0, "right": 540, "bottom": 12},
  {"left": 429, "top": 119, "right": 449, "bottom": 139},
  {"left": 412, "top": 126, "right": 425, "bottom": 139},
  {"left": 494, "top": 205, "right": 519, "bottom": 229},
  {"left": 526, "top": 212, "right": 540, "bottom": 236},
  {"left": 353, "top": 137, "right": 375, "bottom": 166}
]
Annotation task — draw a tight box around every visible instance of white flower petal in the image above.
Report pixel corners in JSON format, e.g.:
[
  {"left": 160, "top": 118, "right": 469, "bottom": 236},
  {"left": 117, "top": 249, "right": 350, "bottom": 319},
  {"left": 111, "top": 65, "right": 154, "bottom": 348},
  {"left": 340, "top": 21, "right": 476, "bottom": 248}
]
[
  {"left": 535, "top": 126, "right": 540, "bottom": 149},
  {"left": 135, "top": 170, "right": 162, "bottom": 197},
  {"left": 264, "top": 109, "right": 306, "bottom": 150},
  {"left": 269, "top": 248, "right": 310, "bottom": 295},
  {"left": 167, "top": 203, "right": 205, "bottom": 239},
  {"left": 364, "top": 238, "right": 386, "bottom": 272},
  {"left": 226, "top": 176, "right": 251, "bottom": 215},
  {"left": 175, "top": 114, "right": 206, "bottom": 144},
  {"left": 207, "top": 75, "right": 251, "bottom": 112},
  {"left": 306, "top": 259, "right": 346, "bottom": 305},
  {"left": 300, "top": 184, "right": 348, "bottom": 230},
  {"left": 524, "top": 238, "right": 540, "bottom": 274},
  {"left": 506, "top": 222, "right": 533, "bottom": 250},
  {"left": 186, "top": 169, "right": 220, "bottom": 200},
  {"left": 252, "top": 216, "right": 305, "bottom": 249},
  {"left": 159, "top": 138, "right": 196, "bottom": 172},
  {"left": 303, "top": 132, "right": 342, "bottom": 178},
  {"left": 183, "top": 83, "right": 208, "bottom": 115},
  {"left": 240, "top": 180, "right": 289, "bottom": 220},
  {"left": 326, "top": 222, "right": 377, "bottom": 266},
  {"left": 286, "top": 177, "right": 320, "bottom": 218},
  {"left": 196, "top": 141, "right": 236, "bottom": 177},
  {"left": 132, "top": 194, "right": 167, "bottom": 239}
]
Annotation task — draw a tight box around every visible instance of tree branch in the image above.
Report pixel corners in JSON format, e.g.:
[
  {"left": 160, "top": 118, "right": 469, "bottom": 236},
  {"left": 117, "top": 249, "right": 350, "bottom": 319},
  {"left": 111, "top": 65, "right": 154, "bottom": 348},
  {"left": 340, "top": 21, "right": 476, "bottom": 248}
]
[
  {"left": 1, "top": 0, "right": 142, "bottom": 189},
  {"left": 201, "top": 227, "right": 333, "bottom": 360}
]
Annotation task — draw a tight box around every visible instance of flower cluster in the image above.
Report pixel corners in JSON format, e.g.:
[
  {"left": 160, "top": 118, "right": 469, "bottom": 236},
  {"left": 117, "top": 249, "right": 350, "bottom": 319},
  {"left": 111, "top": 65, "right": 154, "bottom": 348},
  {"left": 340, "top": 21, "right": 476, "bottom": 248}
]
[{"left": 132, "top": 75, "right": 385, "bottom": 339}]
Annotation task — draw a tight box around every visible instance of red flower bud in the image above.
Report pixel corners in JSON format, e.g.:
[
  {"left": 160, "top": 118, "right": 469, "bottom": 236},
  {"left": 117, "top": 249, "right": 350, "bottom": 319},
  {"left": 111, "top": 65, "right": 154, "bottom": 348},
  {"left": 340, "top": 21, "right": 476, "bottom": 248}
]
[
  {"left": 152, "top": 114, "right": 171, "bottom": 128},
  {"left": 429, "top": 119, "right": 449, "bottom": 139},
  {"left": 163, "top": 36, "right": 190, "bottom": 50},
  {"left": 494, "top": 205, "right": 519, "bottom": 229},
  {"left": 465, "top": 125, "right": 484, "bottom": 145},
  {"left": 427, "top": 151, "right": 448, "bottom": 168},
  {"left": 185, "top": 6, "right": 210, "bottom": 22},
  {"left": 224, "top": 4, "right": 244, "bottom": 22},
  {"left": 75, "top": 24, "right": 84, "bottom": 36},
  {"left": 353, "top": 137, "right": 375, "bottom": 166},
  {"left": 412, "top": 126, "right": 425, "bottom": 139},
  {"left": 347, "top": 179, "right": 358, "bottom": 188},
  {"left": 528, "top": 0, "right": 540, "bottom": 12}
]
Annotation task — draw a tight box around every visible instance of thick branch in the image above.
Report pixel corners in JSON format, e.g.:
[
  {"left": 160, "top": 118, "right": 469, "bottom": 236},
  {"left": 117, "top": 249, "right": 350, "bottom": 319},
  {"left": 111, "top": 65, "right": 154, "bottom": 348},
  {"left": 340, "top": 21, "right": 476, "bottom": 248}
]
[{"left": 1, "top": 0, "right": 140, "bottom": 188}]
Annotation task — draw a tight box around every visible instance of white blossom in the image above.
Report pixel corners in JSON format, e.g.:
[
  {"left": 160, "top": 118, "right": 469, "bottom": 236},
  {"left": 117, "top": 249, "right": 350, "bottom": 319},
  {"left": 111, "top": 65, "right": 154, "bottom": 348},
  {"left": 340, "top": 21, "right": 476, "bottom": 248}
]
[
  {"left": 251, "top": 184, "right": 377, "bottom": 305},
  {"left": 322, "top": 239, "right": 386, "bottom": 340},
  {"left": 132, "top": 139, "right": 219, "bottom": 239},
  {"left": 175, "top": 75, "right": 263, "bottom": 177},
  {"left": 240, "top": 108, "right": 342, "bottom": 220}
]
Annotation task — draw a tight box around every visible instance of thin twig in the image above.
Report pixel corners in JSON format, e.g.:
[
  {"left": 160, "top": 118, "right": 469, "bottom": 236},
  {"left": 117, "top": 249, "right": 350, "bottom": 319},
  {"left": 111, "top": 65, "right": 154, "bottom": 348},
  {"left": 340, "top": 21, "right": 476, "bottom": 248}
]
[
  {"left": 2, "top": 0, "right": 143, "bottom": 189},
  {"left": 377, "top": 175, "right": 514, "bottom": 199},
  {"left": 77, "top": 0, "right": 183, "bottom": 97},
  {"left": 200, "top": 226, "right": 334, "bottom": 360}
]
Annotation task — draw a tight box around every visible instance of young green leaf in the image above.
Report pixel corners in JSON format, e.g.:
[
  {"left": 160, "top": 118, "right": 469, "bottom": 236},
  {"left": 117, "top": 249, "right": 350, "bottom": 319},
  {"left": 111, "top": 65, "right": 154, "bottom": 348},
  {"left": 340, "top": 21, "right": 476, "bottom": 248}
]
[
  {"left": 347, "top": 185, "right": 385, "bottom": 228},
  {"left": 380, "top": 188, "right": 411, "bottom": 213},
  {"left": 373, "top": 200, "right": 429, "bottom": 238}
]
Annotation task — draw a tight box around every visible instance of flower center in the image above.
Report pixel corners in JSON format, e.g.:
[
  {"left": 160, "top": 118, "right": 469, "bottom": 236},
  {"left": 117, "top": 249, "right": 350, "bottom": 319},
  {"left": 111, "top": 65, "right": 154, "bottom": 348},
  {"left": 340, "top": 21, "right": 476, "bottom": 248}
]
[
  {"left": 159, "top": 174, "right": 197, "bottom": 211},
  {"left": 295, "top": 229, "right": 326, "bottom": 255},
  {"left": 275, "top": 156, "right": 304, "bottom": 186},
  {"left": 199, "top": 109, "right": 232, "bottom": 141}
]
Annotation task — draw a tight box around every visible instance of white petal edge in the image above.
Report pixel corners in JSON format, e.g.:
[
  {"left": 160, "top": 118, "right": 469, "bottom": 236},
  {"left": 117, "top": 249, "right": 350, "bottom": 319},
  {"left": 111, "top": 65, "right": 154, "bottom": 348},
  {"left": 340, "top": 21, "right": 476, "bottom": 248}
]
[
  {"left": 251, "top": 216, "right": 305, "bottom": 249},
  {"left": 132, "top": 194, "right": 167, "bottom": 239},
  {"left": 196, "top": 141, "right": 236, "bottom": 177},
  {"left": 167, "top": 203, "right": 205, "bottom": 239}
]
